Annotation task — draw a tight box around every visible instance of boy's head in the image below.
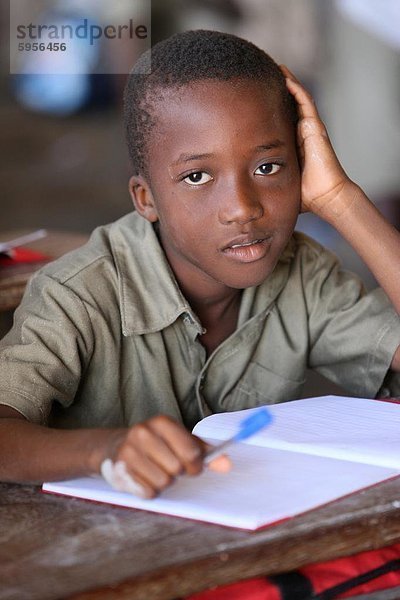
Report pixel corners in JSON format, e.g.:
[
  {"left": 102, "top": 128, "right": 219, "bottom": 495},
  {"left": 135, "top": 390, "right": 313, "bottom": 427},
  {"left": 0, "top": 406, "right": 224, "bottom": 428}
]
[
  {"left": 124, "top": 29, "right": 297, "bottom": 180},
  {"left": 124, "top": 30, "right": 301, "bottom": 293}
]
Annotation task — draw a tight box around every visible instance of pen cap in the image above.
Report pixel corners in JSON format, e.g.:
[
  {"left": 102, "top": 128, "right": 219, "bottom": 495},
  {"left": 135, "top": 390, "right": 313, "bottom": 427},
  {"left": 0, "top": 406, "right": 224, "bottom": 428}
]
[{"left": 233, "top": 408, "right": 273, "bottom": 442}]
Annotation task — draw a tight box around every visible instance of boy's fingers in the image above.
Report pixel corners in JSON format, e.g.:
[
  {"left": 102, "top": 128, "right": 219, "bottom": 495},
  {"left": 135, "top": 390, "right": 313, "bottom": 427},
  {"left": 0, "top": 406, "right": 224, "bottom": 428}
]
[
  {"left": 147, "top": 416, "right": 204, "bottom": 475},
  {"left": 296, "top": 124, "right": 305, "bottom": 160},
  {"left": 126, "top": 421, "right": 184, "bottom": 477},
  {"left": 202, "top": 441, "right": 233, "bottom": 473},
  {"left": 118, "top": 443, "right": 175, "bottom": 494},
  {"left": 280, "top": 64, "right": 319, "bottom": 121},
  {"left": 286, "top": 79, "right": 317, "bottom": 121},
  {"left": 101, "top": 458, "right": 155, "bottom": 498},
  {"left": 279, "top": 63, "right": 297, "bottom": 81},
  {"left": 279, "top": 63, "right": 304, "bottom": 89},
  {"left": 207, "top": 454, "right": 232, "bottom": 473},
  {"left": 111, "top": 418, "right": 234, "bottom": 499}
]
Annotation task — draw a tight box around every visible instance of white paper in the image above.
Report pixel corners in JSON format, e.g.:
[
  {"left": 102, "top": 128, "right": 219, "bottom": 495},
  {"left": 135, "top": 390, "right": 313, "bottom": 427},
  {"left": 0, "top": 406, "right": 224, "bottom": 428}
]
[
  {"left": 43, "top": 396, "right": 400, "bottom": 530},
  {"left": 43, "top": 444, "right": 397, "bottom": 530},
  {"left": 194, "top": 396, "right": 400, "bottom": 469}
]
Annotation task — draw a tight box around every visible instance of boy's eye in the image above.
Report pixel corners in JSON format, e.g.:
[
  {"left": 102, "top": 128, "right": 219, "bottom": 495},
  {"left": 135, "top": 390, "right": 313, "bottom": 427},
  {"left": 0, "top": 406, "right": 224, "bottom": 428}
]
[
  {"left": 183, "top": 171, "right": 213, "bottom": 186},
  {"left": 255, "top": 163, "right": 281, "bottom": 176}
]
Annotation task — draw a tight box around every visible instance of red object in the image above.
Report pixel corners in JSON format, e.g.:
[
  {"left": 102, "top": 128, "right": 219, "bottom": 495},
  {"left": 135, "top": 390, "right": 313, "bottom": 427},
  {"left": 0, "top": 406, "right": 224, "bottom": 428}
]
[
  {"left": 0, "top": 247, "right": 49, "bottom": 266},
  {"left": 187, "top": 543, "right": 400, "bottom": 600}
]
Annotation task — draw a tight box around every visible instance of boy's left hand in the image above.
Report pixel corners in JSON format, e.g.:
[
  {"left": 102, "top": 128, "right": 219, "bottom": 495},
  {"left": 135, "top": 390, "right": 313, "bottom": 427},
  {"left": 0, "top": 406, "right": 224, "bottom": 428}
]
[{"left": 280, "top": 65, "right": 359, "bottom": 221}]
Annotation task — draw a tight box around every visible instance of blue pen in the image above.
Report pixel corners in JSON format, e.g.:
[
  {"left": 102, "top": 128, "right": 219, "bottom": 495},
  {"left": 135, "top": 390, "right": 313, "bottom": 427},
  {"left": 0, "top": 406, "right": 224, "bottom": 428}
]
[{"left": 204, "top": 407, "right": 273, "bottom": 463}]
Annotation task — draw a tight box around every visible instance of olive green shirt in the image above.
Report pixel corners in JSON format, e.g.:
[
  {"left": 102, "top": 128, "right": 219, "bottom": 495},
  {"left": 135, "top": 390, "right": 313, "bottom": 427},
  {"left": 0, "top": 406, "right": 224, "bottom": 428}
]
[{"left": 1, "top": 211, "right": 399, "bottom": 431}]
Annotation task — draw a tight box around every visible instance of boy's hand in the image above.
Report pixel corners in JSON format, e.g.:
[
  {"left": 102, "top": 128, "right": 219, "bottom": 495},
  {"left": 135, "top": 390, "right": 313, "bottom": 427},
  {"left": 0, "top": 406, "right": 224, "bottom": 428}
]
[
  {"left": 280, "top": 65, "right": 359, "bottom": 222},
  {"left": 99, "top": 415, "right": 231, "bottom": 498}
]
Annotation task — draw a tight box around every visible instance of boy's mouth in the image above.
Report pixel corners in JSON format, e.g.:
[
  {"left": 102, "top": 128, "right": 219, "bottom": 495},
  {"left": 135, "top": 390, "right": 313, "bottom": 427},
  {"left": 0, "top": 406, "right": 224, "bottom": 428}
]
[
  {"left": 229, "top": 238, "right": 264, "bottom": 248},
  {"left": 221, "top": 235, "right": 272, "bottom": 263}
]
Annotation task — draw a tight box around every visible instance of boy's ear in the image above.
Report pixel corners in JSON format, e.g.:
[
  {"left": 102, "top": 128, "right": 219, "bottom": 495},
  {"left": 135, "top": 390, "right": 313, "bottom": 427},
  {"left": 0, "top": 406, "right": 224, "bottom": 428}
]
[{"left": 129, "top": 175, "right": 159, "bottom": 223}]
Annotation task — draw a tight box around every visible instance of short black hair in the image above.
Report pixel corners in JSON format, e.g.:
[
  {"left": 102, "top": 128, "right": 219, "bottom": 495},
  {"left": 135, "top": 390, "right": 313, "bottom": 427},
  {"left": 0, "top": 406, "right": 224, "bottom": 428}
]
[{"left": 124, "top": 29, "right": 297, "bottom": 178}]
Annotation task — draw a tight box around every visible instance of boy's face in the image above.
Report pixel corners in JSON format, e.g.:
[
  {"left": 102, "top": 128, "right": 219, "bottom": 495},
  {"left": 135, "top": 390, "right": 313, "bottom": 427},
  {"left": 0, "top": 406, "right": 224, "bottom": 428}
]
[{"left": 132, "top": 78, "right": 300, "bottom": 295}]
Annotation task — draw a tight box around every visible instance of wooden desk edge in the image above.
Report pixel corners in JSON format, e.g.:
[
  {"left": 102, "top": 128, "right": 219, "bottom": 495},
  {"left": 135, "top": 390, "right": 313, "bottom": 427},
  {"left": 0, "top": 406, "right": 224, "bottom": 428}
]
[
  {"left": 0, "top": 230, "right": 89, "bottom": 312},
  {"left": 70, "top": 497, "right": 400, "bottom": 600},
  {"left": 1, "top": 478, "right": 400, "bottom": 600}
]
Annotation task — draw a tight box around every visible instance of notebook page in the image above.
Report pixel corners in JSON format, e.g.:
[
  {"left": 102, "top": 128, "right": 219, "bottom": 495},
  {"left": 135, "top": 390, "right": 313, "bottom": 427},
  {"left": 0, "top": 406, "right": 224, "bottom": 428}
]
[
  {"left": 193, "top": 396, "right": 400, "bottom": 470},
  {"left": 43, "top": 444, "right": 398, "bottom": 530}
]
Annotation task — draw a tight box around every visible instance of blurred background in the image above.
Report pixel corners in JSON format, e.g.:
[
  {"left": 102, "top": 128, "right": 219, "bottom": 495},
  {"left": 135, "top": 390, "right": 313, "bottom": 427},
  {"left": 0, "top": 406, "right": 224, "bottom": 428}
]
[
  {"left": 2, "top": 0, "right": 400, "bottom": 286},
  {"left": 1, "top": 0, "right": 400, "bottom": 393}
]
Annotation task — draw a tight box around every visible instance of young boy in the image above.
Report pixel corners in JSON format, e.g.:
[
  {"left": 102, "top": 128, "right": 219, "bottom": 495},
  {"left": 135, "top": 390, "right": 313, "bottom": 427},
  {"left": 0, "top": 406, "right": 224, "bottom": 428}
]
[{"left": 1, "top": 30, "right": 400, "bottom": 499}]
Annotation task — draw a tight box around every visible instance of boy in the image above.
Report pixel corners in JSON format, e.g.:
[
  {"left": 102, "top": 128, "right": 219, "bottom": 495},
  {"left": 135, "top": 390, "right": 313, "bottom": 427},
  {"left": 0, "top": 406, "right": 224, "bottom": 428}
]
[{"left": 1, "top": 30, "right": 400, "bottom": 499}]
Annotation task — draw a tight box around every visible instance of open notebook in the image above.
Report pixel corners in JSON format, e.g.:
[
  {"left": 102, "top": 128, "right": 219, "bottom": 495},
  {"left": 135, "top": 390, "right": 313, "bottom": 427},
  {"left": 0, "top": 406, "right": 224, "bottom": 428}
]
[{"left": 42, "top": 396, "right": 400, "bottom": 530}]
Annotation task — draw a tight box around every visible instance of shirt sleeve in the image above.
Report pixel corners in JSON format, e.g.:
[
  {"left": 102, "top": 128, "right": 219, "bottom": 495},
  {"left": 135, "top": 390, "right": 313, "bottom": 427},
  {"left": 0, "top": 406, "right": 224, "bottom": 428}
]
[
  {"left": 0, "top": 273, "right": 94, "bottom": 424},
  {"left": 303, "top": 242, "right": 400, "bottom": 398}
]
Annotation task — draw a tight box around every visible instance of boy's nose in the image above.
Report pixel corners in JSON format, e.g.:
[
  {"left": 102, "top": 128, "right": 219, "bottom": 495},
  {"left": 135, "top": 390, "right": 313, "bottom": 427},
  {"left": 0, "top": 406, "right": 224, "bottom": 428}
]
[{"left": 218, "top": 179, "right": 264, "bottom": 226}]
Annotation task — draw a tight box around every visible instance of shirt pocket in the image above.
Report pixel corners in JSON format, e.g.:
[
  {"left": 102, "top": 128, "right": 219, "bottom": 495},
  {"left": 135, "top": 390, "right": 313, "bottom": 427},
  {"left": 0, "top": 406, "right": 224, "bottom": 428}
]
[{"left": 230, "top": 361, "right": 305, "bottom": 409}]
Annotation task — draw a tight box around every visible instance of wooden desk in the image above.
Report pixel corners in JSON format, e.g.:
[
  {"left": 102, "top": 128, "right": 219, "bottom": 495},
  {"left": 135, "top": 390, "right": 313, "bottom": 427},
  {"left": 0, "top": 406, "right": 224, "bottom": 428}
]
[
  {"left": 0, "top": 230, "right": 89, "bottom": 313},
  {"left": 1, "top": 478, "right": 400, "bottom": 600}
]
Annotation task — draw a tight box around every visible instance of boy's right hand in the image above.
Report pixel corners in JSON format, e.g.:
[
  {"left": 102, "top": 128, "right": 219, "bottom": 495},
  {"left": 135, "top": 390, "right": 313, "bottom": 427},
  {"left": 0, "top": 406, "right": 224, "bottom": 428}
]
[{"left": 98, "top": 415, "right": 231, "bottom": 498}]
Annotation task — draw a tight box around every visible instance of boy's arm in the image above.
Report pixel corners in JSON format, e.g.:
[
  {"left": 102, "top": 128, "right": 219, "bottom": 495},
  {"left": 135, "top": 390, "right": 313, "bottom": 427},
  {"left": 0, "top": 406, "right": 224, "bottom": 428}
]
[
  {"left": 282, "top": 66, "right": 400, "bottom": 371},
  {"left": 0, "top": 406, "right": 229, "bottom": 496}
]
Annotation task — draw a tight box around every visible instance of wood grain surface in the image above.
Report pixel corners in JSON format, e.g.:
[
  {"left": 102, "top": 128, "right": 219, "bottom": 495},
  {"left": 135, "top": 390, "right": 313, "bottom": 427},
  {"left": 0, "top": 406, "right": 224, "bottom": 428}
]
[{"left": 1, "top": 478, "right": 400, "bottom": 600}]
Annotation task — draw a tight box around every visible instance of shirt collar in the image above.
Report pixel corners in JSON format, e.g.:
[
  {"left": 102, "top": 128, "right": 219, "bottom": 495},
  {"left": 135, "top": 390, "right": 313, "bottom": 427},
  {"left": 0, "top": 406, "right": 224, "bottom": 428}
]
[
  {"left": 110, "top": 212, "right": 198, "bottom": 336},
  {"left": 110, "top": 212, "right": 296, "bottom": 336}
]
